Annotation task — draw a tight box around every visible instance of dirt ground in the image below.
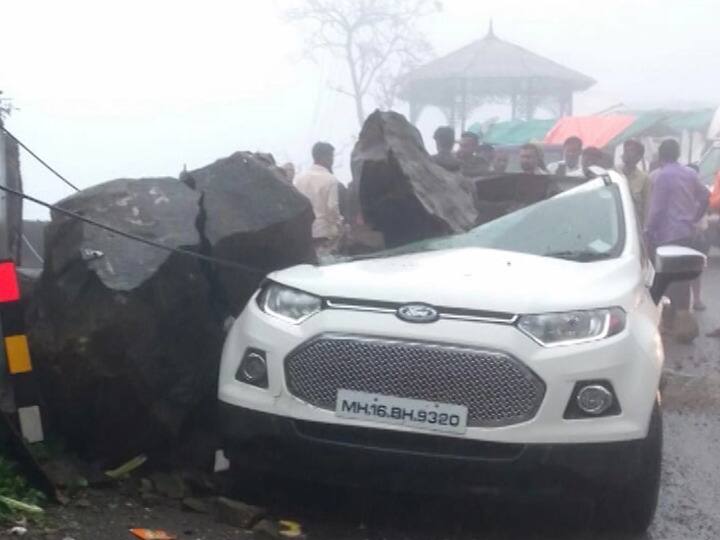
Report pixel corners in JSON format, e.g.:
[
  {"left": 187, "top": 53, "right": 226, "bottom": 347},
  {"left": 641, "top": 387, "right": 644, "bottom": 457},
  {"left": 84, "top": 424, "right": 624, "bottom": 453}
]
[{"left": 3, "top": 264, "right": 720, "bottom": 540}]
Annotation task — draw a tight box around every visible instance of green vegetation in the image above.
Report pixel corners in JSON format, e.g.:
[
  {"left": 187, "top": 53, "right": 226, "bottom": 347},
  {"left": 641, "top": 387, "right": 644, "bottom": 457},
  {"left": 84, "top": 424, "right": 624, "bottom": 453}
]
[{"left": 0, "top": 455, "right": 45, "bottom": 522}]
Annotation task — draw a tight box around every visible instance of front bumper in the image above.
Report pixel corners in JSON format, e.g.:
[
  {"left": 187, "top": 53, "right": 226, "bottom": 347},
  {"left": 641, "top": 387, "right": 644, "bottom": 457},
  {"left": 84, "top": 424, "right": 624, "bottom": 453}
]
[
  {"left": 219, "top": 403, "right": 651, "bottom": 491},
  {"left": 218, "top": 299, "right": 662, "bottom": 445}
]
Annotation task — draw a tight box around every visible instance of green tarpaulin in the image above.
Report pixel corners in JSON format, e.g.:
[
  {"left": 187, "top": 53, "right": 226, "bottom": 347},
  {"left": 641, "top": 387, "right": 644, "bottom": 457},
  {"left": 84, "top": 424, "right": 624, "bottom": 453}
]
[
  {"left": 470, "top": 119, "right": 557, "bottom": 145},
  {"left": 606, "top": 109, "right": 715, "bottom": 148}
]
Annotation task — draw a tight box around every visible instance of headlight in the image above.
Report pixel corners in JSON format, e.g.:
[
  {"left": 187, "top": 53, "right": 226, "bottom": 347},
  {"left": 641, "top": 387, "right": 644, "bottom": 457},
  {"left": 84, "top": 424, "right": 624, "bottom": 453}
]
[
  {"left": 258, "top": 282, "right": 322, "bottom": 324},
  {"left": 517, "top": 307, "right": 626, "bottom": 347}
]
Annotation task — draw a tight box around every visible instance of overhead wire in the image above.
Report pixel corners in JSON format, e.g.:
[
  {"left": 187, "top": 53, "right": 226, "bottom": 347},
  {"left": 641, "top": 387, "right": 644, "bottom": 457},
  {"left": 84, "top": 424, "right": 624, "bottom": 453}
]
[
  {"left": 0, "top": 184, "right": 265, "bottom": 274},
  {"left": 1, "top": 126, "right": 80, "bottom": 192},
  {"left": 0, "top": 125, "right": 265, "bottom": 274}
]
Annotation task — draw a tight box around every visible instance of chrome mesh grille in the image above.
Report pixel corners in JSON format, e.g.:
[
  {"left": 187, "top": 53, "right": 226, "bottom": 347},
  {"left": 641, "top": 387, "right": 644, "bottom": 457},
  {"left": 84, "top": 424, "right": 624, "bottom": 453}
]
[{"left": 285, "top": 335, "right": 545, "bottom": 427}]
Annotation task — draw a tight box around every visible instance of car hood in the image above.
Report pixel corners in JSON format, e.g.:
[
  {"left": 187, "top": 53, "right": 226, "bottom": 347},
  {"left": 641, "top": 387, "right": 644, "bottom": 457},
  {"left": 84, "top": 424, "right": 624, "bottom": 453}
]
[{"left": 269, "top": 248, "right": 640, "bottom": 315}]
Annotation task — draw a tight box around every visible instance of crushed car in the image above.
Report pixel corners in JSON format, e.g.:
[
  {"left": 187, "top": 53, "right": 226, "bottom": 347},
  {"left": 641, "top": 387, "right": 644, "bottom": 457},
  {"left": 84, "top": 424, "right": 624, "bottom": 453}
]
[{"left": 217, "top": 169, "right": 705, "bottom": 534}]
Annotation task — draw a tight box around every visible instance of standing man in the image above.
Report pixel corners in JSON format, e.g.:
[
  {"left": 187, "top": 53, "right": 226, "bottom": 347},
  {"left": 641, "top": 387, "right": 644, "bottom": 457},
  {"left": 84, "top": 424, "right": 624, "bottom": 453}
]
[
  {"left": 581, "top": 147, "right": 606, "bottom": 176},
  {"left": 431, "top": 126, "right": 461, "bottom": 173},
  {"left": 456, "top": 131, "right": 489, "bottom": 177},
  {"left": 519, "top": 143, "right": 548, "bottom": 175},
  {"left": 493, "top": 151, "right": 510, "bottom": 174},
  {"left": 619, "top": 140, "right": 651, "bottom": 223},
  {"left": 293, "top": 142, "right": 344, "bottom": 254},
  {"left": 548, "top": 136, "right": 584, "bottom": 177},
  {"left": 644, "top": 139, "right": 709, "bottom": 341},
  {"left": 478, "top": 143, "right": 496, "bottom": 168}
]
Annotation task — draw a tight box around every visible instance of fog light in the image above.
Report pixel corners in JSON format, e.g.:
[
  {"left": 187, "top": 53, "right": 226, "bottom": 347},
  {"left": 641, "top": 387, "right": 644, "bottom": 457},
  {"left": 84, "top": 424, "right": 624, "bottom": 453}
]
[
  {"left": 236, "top": 349, "right": 268, "bottom": 388},
  {"left": 576, "top": 385, "right": 613, "bottom": 415}
]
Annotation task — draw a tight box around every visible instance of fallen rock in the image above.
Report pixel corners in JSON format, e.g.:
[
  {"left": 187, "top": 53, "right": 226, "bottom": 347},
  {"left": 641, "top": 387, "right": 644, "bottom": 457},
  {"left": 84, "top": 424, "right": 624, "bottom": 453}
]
[
  {"left": 184, "top": 152, "right": 316, "bottom": 314},
  {"left": 29, "top": 177, "right": 224, "bottom": 461},
  {"left": 351, "top": 110, "right": 478, "bottom": 248},
  {"left": 29, "top": 153, "right": 316, "bottom": 464},
  {"left": 215, "top": 496, "right": 266, "bottom": 528}
]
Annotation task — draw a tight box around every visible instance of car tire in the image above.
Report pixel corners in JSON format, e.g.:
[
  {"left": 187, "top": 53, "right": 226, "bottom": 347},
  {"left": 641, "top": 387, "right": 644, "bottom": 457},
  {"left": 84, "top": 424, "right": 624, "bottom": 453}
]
[{"left": 594, "top": 401, "right": 662, "bottom": 533}]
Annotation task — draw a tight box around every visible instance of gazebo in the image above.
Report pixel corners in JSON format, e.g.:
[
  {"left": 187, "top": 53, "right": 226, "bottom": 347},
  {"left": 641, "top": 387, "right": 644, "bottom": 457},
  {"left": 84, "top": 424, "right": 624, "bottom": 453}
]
[{"left": 399, "top": 23, "right": 596, "bottom": 132}]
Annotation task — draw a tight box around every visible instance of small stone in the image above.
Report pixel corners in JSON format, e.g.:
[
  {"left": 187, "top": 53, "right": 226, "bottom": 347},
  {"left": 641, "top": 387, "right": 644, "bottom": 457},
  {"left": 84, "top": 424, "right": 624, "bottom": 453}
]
[
  {"left": 139, "top": 478, "right": 154, "bottom": 494},
  {"left": 181, "top": 470, "right": 217, "bottom": 495},
  {"left": 63, "top": 522, "right": 80, "bottom": 532},
  {"left": 141, "top": 493, "right": 164, "bottom": 507},
  {"left": 9, "top": 526, "right": 27, "bottom": 536},
  {"left": 182, "top": 497, "right": 210, "bottom": 514},
  {"left": 75, "top": 498, "right": 91, "bottom": 508},
  {"left": 151, "top": 472, "right": 187, "bottom": 500},
  {"left": 215, "top": 497, "right": 266, "bottom": 529},
  {"left": 252, "top": 519, "right": 280, "bottom": 539}
]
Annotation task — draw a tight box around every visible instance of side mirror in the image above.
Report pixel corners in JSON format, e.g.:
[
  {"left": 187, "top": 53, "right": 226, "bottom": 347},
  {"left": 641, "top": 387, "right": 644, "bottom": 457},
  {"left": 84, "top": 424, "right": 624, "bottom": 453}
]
[{"left": 650, "top": 246, "right": 706, "bottom": 304}]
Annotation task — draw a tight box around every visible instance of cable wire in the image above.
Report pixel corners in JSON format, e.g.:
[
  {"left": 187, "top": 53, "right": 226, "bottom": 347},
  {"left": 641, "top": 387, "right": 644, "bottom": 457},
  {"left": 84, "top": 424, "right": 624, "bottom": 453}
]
[
  {"left": 0, "top": 125, "right": 80, "bottom": 192},
  {"left": 0, "top": 184, "right": 265, "bottom": 275}
]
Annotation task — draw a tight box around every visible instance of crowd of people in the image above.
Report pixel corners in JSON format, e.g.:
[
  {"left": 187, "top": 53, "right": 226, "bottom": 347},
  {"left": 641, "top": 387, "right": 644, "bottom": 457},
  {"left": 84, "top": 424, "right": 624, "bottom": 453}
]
[{"left": 288, "top": 127, "right": 716, "bottom": 344}]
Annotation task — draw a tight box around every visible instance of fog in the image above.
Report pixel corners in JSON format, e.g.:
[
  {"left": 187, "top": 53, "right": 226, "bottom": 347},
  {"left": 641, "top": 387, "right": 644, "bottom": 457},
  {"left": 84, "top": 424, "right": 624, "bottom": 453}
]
[{"left": 1, "top": 0, "right": 717, "bottom": 219}]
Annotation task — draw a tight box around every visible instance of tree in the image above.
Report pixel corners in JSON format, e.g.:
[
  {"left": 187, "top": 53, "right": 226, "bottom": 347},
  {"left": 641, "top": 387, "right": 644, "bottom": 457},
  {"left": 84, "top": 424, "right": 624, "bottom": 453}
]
[
  {"left": 0, "top": 91, "right": 12, "bottom": 121},
  {"left": 288, "top": 0, "right": 438, "bottom": 127}
]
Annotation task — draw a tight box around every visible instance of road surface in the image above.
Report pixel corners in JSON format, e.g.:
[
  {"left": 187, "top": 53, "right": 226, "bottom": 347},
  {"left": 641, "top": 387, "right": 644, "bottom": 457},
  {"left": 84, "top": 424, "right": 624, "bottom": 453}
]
[{"left": 14, "top": 262, "right": 720, "bottom": 540}]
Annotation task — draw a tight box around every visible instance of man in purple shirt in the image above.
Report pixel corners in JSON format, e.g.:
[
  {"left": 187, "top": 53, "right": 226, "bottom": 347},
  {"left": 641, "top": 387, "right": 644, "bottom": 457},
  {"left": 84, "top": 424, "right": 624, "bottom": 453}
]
[{"left": 644, "top": 139, "right": 709, "bottom": 336}]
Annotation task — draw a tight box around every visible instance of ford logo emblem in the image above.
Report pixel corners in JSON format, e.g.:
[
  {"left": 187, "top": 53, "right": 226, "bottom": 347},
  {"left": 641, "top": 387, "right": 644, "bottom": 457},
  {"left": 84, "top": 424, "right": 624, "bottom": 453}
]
[{"left": 396, "top": 303, "right": 440, "bottom": 324}]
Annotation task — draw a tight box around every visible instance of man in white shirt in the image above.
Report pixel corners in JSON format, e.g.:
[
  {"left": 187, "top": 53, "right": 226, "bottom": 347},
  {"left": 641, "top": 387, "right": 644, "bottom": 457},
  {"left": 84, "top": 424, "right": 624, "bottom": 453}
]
[
  {"left": 548, "top": 136, "right": 584, "bottom": 177},
  {"left": 293, "top": 142, "right": 344, "bottom": 252}
]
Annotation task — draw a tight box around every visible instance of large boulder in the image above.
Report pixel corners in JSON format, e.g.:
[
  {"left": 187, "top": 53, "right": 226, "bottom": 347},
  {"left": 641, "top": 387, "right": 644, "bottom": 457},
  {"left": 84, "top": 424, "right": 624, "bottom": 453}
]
[
  {"left": 29, "top": 177, "right": 223, "bottom": 461},
  {"left": 351, "top": 110, "right": 478, "bottom": 248},
  {"left": 28, "top": 154, "right": 316, "bottom": 463},
  {"left": 183, "top": 152, "right": 315, "bottom": 314}
]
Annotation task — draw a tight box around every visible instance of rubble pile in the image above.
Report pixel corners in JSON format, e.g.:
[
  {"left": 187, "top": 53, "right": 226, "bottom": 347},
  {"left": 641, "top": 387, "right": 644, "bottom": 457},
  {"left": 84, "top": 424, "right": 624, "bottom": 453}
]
[{"left": 28, "top": 154, "right": 314, "bottom": 462}]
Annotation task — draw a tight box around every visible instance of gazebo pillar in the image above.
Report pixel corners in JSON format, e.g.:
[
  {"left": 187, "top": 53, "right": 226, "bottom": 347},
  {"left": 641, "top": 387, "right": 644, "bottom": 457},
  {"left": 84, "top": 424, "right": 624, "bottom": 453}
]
[
  {"left": 409, "top": 101, "right": 424, "bottom": 125},
  {"left": 459, "top": 80, "right": 468, "bottom": 133}
]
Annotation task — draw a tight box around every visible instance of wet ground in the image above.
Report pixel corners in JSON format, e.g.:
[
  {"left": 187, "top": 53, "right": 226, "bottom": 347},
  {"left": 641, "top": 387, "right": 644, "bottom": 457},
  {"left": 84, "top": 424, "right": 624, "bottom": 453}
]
[{"left": 5, "top": 262, "right": 720, "bottom": 540}]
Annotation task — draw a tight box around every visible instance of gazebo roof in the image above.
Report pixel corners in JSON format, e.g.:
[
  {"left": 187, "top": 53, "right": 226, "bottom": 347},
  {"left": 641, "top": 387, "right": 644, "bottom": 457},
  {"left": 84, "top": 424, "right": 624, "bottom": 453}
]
[{"left": 400, "top": 24, "right": 596, "bottom": 103}]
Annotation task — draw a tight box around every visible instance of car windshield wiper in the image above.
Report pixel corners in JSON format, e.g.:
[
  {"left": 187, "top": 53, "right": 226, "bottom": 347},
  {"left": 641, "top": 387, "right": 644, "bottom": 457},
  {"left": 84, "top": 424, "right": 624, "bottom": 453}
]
[{"left": 544, "top": 250, "right": 614, "bottom": 262}]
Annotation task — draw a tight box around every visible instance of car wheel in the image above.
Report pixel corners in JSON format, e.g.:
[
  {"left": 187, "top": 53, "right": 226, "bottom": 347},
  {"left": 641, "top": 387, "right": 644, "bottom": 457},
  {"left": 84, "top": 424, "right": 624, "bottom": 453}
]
[{"left": 594, "top": 401, "right": 662, "bottom": 533}]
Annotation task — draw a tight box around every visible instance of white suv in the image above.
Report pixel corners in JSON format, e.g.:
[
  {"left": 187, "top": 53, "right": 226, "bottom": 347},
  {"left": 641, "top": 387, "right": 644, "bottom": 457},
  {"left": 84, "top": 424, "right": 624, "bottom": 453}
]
[{"left": 218, "top": 171, "right": 704, "bottom": 533}]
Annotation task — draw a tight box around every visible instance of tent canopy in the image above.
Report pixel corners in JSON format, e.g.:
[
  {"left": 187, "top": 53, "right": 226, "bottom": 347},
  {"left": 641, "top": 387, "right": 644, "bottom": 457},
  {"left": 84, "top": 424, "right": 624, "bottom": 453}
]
[{"left": 544, "top": 116, "right": 636, "bottom": 148}]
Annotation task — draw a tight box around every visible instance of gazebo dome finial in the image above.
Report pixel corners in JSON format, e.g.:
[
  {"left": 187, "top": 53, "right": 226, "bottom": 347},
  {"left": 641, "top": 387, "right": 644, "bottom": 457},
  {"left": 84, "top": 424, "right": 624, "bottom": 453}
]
[{"left": 487, "top": 19, "right": 495, "bottom": 38}]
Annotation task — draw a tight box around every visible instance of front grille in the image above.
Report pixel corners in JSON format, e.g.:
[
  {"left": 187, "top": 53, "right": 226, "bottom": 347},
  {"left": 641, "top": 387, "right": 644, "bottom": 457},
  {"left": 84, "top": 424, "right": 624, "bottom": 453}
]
[{"left": 285, "top": 335, "right": 545, "bottom": 427}]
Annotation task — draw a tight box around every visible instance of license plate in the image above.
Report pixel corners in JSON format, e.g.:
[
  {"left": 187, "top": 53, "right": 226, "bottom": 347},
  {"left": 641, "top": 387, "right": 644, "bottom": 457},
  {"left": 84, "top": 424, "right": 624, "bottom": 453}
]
[{"left": 335, "top": 390, "right": 468, "bottom": 434}]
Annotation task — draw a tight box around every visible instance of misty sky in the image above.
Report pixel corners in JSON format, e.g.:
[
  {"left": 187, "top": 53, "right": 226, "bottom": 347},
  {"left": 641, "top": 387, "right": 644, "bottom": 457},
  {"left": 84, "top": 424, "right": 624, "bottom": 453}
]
[{"left": 1, "top": 0, "right": 717, "bottom": 220}]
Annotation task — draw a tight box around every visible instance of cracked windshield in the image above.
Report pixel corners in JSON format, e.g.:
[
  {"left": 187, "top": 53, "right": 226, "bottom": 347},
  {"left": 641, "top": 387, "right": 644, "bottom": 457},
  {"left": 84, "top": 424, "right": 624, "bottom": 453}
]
[{"left": 0, "top": 1, "right": 718, "bottom": 539}]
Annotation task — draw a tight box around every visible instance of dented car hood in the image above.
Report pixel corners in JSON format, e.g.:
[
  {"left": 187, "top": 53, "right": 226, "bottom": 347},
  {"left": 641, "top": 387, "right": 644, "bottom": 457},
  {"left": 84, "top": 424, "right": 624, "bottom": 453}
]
[{"left": 268, "top": 247, "right": 641, "bottom": 315}]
